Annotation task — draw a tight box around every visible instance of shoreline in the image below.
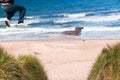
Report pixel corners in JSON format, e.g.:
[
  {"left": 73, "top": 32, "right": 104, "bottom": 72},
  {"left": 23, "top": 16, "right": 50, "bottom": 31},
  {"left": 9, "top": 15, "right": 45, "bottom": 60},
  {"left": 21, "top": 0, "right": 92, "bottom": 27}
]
[
  {"left": 0, "top": 38, "right": 120, "bottom": 80},
  {"left": 1, "top": 37, "right": 120, "bottom": 41}
]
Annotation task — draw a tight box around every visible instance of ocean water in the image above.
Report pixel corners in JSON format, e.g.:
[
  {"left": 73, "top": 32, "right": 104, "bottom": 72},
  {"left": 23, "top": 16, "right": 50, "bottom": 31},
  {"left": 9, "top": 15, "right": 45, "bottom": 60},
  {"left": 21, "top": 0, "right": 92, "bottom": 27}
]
[{"left": 0, "top": 0, "right": 120, "bottom": 40}]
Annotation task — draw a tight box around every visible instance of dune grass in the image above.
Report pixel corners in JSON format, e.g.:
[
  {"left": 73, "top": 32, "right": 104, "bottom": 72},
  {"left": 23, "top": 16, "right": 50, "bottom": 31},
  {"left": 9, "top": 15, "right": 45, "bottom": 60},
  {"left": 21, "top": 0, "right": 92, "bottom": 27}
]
[
  {"left": 19, "top": 55, "right": 48, "bottom": 80},
  {"left": 0, "top": 47, "right": 48, "bottom": 80},
  {"left": 87, "top": 43, "right": 120, "bottom": 80},
  {"left": 0, "top": 47, "right": 27, "bottom": 80}
]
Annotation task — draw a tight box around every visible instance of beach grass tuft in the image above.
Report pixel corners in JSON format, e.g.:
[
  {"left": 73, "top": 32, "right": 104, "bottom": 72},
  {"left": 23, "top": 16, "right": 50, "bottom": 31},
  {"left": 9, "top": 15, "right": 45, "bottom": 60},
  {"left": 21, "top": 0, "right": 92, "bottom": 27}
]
[
  {"left": 0, "top": 47, "right": 28, "bottom": 80},
  {"left": 0, "top": 46, "right": 48, "bottom": 80},
  {"left": 87, "top": 43, "right": 120, "bottom": 80},
  {"left": 19, "top": 55, "right": 48, "bottom": 80}
]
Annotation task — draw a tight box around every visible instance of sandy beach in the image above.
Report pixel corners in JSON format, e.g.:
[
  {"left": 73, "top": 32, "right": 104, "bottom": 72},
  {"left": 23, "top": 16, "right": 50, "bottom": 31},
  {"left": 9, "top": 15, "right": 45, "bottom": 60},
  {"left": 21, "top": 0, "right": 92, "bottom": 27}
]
[{"left": 0, "top": 38, "right": 120, "bottom": 80}]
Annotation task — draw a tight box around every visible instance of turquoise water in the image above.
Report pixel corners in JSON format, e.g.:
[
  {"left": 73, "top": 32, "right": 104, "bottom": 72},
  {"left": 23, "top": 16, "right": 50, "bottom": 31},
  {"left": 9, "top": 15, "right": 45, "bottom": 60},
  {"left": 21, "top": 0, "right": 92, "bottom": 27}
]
[{"left": 0, "top": 0, "right": 120, "bottom": 40}]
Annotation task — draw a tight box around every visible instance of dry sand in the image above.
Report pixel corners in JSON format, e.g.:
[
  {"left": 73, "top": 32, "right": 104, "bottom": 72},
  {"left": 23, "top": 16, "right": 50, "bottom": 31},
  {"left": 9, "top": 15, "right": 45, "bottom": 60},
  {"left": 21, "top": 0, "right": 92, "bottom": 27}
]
[{"left": 0, "top": 38, "right": 120, "bottom": 80}]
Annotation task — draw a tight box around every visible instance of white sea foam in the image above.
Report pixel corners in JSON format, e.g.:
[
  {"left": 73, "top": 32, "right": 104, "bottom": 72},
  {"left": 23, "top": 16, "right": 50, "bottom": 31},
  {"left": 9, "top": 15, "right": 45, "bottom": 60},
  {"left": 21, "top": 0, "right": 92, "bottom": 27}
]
[
  {"left": 0, "top": 18, "right": 6, "bottom": 21},
  {"left": 0, "top": 26, "right": 120, "bottom": 40},
  {"left": 54, "top": 12, "right": 120, "bottom": 24},
  {"left": 80, "top": 14, "right": 120, "bottom": 22},
  {"left": 26, "top": 16, "right": 34, "bottom": 19},
  {"left": 0, "top": 27, "right": 75, "bottom": 35},
  {"left": 83, "top": 26, "right": 120, "bottom": 31},
  {"left": 25, "top": 17, "right": 41, "bottom": 24},
  {"left": 81, "top": 12, "right": 120, "bottom": 22},
  {"left": 62, "top": 13, "right": 86, "bottom": 18},
  {"left": 25, "top": 16, "right": 52, "bottom": 24},
  {"left": 53, "top": 17, "right": 80, "bottom": 24},
  {"left": 1, "top": 26, "right": 120, "bottom": 35},
  {"left": 53, "top": 18, "right": 74, "bottom": 24},
  {"left": 56, "top": 13, "right": 87, "bottom": 24}
]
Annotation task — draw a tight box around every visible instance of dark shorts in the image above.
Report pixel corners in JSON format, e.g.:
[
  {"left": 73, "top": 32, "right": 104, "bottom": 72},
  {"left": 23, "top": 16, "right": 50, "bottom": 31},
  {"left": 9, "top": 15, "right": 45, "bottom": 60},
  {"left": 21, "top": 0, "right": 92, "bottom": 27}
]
[{"left": 1, "top": 3, "right": 26, "bottom": 23}]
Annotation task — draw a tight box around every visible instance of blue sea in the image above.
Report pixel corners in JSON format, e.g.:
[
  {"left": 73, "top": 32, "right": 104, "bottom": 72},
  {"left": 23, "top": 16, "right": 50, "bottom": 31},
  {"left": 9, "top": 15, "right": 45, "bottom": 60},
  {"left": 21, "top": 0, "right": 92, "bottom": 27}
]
[{"left": 0, "top": 0, "right": 120, "bottom": 40}]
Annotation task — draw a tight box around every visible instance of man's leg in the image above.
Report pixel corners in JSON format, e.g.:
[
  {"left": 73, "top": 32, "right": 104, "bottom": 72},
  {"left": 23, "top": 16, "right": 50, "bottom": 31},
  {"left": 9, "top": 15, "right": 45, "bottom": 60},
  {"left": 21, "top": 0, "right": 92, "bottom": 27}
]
[
  {"left": 5, "top": 11, "right": 15, "bottom": 27},
  {"left": 6, "top": 11, "right": 15, "bottom": 20},
  {"left": 13, "top": 4, "right": 26, "bottom": 24}
]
